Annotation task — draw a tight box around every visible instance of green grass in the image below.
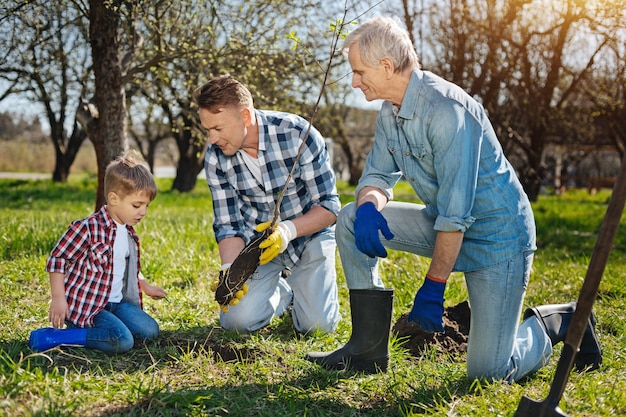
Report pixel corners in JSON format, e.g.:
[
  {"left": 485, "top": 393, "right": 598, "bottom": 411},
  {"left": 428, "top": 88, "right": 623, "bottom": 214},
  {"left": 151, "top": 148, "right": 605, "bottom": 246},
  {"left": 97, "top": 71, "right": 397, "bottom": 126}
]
[{"left": 1, "top": 178, "right": 625, "bottom": 416}]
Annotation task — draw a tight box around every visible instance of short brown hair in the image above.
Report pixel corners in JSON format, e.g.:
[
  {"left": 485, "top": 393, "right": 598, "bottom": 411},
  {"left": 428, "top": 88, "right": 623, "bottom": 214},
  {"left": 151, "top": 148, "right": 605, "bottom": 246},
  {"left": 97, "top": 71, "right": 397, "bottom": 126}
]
[
  {"left": 192, "top": 74, "right": 253, "bottom": 113},
  {"left": 104, "top": 149, "right": 157, "bottom": 201}
]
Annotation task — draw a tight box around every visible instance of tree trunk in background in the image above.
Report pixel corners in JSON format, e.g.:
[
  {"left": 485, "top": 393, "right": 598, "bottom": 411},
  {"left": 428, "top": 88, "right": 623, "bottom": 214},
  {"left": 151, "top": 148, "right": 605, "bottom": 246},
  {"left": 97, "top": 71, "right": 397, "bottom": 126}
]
[
  {"left": 88, "top": 0, "right": 127, "bottom": 211},
  {"left": 172, "top": 114, "right": 205, "bottom": 192},
  {"left": 51, "top": 120, "right": 87, "bottom": 182}
]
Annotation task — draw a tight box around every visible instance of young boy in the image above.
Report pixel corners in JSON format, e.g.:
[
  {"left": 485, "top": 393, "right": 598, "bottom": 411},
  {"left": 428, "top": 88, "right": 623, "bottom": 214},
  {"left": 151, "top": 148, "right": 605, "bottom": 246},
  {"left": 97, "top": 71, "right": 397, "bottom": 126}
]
[{"left": 29, "top": 150, "right": 167, "bottom": 354}]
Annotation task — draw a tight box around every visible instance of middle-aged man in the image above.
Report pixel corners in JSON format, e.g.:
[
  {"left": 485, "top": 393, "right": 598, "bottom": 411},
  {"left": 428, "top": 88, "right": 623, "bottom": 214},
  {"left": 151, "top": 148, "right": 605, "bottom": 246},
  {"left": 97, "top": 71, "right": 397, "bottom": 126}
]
[
  {"left": 307, "top": 17, "right": 602, "bottom": 381},
  {"left": 193, "top": 74, "right": 341, "bottom": 335}
]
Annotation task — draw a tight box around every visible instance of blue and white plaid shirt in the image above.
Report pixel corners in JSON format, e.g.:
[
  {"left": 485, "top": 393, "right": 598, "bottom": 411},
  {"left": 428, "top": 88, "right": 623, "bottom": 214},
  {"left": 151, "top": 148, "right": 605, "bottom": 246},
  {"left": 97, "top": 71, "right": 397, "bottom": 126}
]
[{"left": 204, "top": 110, "right": 340, "bottom": 263}]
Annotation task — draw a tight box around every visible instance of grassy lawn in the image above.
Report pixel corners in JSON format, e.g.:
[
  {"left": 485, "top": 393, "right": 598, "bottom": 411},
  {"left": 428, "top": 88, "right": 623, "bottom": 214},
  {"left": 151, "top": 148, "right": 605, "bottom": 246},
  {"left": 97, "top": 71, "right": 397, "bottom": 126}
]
[{"left": 1, "top": 177, "right": 625, "bottom": 416}]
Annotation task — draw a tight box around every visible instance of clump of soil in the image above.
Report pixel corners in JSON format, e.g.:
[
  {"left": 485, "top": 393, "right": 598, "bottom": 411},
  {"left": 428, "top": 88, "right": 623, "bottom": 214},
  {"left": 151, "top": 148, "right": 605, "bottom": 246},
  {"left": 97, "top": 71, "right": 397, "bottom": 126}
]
[
  {"left": 154, "top": 332, "right": 260, "bottom": 363},
  {"left": 211, "top": 342, "right": 259, "bottom": 362},
  {"left": 393, "top": 301, "right": 471, "bottom": 356}
]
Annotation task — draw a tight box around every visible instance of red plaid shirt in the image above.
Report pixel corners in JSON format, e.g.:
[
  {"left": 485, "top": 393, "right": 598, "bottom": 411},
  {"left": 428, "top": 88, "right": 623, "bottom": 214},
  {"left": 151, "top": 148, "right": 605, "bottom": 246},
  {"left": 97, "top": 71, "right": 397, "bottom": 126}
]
[{"left": 46, "top": 206, "right": 143, "bottom": 327}]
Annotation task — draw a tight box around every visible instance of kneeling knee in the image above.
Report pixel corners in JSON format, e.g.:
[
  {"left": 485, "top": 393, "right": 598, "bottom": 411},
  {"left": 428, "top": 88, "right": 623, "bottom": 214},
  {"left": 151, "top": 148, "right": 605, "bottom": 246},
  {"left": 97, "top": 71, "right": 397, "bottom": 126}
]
[
  {"left": 220, "top": 313, "right": 260, "bottom": 333},
  {"left": 337, "top": 203, "right": 356, "bottom": 231},
  {"left": 106, "top": 331, "right": 134, "bottom": 354},
  {"left": 294, "top": 312, "right": 339, "bottom": 335},
  {"left": 467, "top": 362, "right": 511, "bottom": 383},
  {"left": 136, "top": 322, "right": 160, "bottom": 342}
]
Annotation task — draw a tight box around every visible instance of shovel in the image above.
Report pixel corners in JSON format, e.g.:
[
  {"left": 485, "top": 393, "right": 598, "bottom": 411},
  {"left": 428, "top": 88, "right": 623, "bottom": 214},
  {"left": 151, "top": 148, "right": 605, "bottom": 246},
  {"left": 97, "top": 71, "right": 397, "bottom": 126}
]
[{"left": 514, "top": 150, "right": 626, "bottom": 417}]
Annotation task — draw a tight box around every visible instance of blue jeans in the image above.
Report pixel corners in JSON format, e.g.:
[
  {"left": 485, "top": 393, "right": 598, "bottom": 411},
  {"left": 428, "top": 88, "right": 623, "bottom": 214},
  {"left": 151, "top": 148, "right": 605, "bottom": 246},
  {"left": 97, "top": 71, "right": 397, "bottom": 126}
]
[
  {"left": 68, "top": 301, "right": 160, "bottom": 354},
  {"left": 337, "top": 202, "right": 552, "bottom": 382},
  {"left": 219, "top": 230, "right": 341, "bottom": 334}
]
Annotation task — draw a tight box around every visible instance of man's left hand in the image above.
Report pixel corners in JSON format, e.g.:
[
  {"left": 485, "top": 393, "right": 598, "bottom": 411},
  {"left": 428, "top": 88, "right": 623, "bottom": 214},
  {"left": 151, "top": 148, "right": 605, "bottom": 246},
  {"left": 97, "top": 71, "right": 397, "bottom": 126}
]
[
  {"left": 408, "top": 275, "right": 447, "bottom": 333},
  {"left": 257, "top": 220, "right": 296, "bottom": 265}
]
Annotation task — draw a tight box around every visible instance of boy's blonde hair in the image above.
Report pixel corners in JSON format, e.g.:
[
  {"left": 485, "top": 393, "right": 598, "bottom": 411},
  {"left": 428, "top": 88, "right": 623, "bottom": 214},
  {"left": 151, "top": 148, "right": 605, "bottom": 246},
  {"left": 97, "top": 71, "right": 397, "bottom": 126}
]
[{"left": 104, "top": 149, "right": 157, "bottom": 201}]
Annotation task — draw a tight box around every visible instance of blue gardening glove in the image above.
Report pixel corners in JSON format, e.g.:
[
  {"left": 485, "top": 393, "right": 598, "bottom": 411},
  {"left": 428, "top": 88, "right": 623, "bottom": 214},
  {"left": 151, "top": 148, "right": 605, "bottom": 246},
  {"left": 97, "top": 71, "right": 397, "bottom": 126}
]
[
  {"left": 408, "top": 276, "right": 446, "bottom": 333},
  {"left": 354, "top": 202, "right": 395, "bottom": 258}
]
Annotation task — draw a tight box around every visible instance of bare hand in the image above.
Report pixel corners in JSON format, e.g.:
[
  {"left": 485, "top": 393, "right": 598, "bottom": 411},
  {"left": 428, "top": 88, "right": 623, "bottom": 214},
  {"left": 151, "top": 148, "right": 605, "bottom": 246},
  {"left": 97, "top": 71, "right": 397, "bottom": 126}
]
[
  {"left": 141, "top": 281, "right": 167, "bottom": 300},
  {"left": 48, "top": 296, "right": 69, "bottom": 329}
]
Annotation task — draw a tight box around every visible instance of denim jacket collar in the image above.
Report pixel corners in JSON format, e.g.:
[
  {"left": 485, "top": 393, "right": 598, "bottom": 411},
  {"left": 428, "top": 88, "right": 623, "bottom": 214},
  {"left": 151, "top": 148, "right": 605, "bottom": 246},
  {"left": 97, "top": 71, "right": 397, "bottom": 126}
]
[{"left": 396, "top": 70, "right": 424, "bottom": 120}]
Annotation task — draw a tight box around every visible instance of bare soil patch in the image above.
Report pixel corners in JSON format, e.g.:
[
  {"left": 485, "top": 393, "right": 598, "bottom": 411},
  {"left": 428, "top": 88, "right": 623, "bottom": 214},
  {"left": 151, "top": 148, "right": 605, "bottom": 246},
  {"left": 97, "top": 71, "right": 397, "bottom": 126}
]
[{"left": 393, "top": 301, "right": 471, "bottom": 357}]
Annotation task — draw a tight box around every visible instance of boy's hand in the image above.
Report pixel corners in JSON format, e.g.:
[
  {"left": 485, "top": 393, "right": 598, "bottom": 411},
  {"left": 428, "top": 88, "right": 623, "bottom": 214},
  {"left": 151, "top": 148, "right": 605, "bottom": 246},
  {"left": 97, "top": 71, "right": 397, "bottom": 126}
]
[
  {"left": 141, "top": 281, "right": 167, "bottom": 300},
  {"left": 138, "top": 273, "right": 167, "bottom": 299},
  {"left": 48, "top": 296, "right": 69, "bottom": 329}
]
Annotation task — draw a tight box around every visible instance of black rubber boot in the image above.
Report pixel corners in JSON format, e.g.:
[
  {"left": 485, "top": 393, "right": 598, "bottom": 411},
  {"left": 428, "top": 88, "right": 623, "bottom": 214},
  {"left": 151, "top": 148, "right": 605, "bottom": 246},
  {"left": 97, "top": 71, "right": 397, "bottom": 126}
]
[
  {"left": 306, "top": 289, "right": 393, "bottom": 374},
  {"left": 523, "top": 301, "right": 602, "bottom": 372}
]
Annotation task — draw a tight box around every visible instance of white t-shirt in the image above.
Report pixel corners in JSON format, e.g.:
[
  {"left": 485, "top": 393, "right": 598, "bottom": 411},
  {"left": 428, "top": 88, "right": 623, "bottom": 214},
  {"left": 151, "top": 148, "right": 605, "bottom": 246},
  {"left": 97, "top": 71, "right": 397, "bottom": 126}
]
[
  {"left": 108, "top": 221, "right": 129, "bottom": 303},
  {"left": 239, "top": 150, "right": 262, "bottom": 183}
]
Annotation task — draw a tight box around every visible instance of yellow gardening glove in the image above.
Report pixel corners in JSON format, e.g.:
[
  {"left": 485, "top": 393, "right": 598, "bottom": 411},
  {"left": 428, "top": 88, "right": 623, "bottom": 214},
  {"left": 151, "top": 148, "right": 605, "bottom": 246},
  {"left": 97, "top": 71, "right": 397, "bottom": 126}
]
[
  {"left": 257, "top": 220, "right": 296, "bottom": 265},
  {"left": 212, "top": 263, "right": 249, "bottom": 314}
]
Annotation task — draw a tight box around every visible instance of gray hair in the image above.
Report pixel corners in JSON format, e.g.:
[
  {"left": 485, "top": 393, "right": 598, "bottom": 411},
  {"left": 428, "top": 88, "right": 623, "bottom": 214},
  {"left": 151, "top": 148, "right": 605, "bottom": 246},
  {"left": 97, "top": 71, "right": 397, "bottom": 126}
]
[{"left": 342, "top": 17, "right": 420, "bottom": 73}]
